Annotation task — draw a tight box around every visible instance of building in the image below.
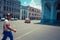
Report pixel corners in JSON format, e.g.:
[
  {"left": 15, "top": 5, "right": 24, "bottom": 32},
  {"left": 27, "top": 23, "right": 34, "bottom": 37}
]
[
  {"left": 20, "top": 6, "right": 41, "bottom": 20},
  {"left": 28, "top": 6, "right": 41, "bottom": 20},
  {"left": 0, "top": 0, "right": 20, "bottom": 19},
  {"left": 41, "top": 0, "right": 60, "bottom": 23},
  {"left": 20, "top": 5, "right": 28, "bottom": 20}
]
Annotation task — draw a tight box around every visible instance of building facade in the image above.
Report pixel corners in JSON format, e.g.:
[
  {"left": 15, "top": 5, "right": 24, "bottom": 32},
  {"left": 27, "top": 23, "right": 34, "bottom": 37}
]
[
  {"left": 41, "top": 0, "right": 60, "bottom": 23},
  {"left": 20, "top": 6, "right": 41, "bottom": 20},
  {"left": 0, "top": 0, "right": 20, "bottom": 19},
  {"left": 28, "top": 6, "right": 41, "bottom": 20},
  {"left": 20, "top": 6, "right": 28, "bottom": 20}
]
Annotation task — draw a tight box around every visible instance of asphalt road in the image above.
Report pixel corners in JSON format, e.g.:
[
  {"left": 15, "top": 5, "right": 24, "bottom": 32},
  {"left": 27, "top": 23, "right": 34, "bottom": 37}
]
[{"left": 0, "top": 20, "right": 60, "bottom": 40}]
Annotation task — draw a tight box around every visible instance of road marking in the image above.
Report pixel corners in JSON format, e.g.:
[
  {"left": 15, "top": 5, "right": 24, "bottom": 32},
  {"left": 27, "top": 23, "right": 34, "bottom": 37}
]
[{"left": 15, "top": 29, "right": 36, "bottom": 40}]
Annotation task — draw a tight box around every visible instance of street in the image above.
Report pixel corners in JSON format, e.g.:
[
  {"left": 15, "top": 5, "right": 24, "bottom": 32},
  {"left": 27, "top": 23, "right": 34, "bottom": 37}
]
[{"left": 0, "top": 20, "right": 60, "bottom": 40}]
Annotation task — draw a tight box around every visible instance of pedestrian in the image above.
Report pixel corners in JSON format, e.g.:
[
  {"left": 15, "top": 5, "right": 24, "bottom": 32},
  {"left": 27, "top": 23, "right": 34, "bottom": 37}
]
[{"left": 2, "top": 13, "right": 16, "bottom": 40}]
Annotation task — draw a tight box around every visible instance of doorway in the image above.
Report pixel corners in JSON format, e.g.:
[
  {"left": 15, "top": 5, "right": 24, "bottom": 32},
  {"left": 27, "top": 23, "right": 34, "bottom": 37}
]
[{"left": 56, "top": 3, "right": 60, "bottom": 20}]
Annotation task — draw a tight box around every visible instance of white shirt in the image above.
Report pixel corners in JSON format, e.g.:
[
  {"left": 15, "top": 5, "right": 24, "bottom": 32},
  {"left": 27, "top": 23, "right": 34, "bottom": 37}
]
[{"left": 3, "top": 19, "right": 11, "bottom": 31}]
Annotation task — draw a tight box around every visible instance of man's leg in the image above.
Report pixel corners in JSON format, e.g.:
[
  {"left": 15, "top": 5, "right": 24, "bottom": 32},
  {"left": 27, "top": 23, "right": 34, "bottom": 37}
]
[
  {"left": 2, "top": 34, "right": 7, "bottom": 40},
  {"left": 8, "top": 31, "right": 13, "bottom": 40},
  {"left": 2, "top": 31, "right": 8, "bottom": 40}
]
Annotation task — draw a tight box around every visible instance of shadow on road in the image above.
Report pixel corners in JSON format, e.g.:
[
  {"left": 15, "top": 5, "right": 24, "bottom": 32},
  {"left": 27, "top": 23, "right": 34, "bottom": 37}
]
[{"left": 34, "top": 22, "right": 60, "bottom": 27}]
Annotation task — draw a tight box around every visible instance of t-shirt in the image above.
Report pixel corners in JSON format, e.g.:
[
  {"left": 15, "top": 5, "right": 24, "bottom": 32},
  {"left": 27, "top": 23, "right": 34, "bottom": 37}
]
[{"left": 3, "top": 19, "right": 11, "bottom": 31}]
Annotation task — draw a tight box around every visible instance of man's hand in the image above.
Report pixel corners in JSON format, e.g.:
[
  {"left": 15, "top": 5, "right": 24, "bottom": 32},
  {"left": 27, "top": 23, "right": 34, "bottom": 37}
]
[{"left": 13, "top": 29, "right": 16, "bottom": 32}]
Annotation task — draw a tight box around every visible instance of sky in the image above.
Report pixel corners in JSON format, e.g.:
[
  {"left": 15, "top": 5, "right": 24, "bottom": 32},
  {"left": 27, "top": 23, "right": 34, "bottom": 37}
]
[{"left": 20, "top": 0, "right": 42, "bottom": 10}]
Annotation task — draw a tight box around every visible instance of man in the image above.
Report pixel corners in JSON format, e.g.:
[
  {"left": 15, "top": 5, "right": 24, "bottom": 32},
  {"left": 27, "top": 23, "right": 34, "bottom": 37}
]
[{"left": 2, "top": 13, "right": 16, "bottom": 40}]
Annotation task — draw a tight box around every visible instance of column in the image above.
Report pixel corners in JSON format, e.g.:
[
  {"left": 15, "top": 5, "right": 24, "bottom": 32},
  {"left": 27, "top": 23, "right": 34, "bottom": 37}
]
[
  {"left": 41, "top": 1, "right": 46, "bottom": 23},
  {"left": 50, "top": 1, "right": 54, "bottom": 23},
  {"left": 27, "top": 10, "right": 29, "bottom": 18},
  {"left": 20, "top": 9, "right": 22, "bottom": 20}
]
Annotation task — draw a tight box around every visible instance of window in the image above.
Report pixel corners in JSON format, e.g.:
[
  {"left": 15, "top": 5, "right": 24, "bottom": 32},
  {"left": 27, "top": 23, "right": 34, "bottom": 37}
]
[
  {"left": 56, "top": 3, "right": 60, "bottom": 10},
  {"left": 0, "top": 6, "right": 1, "bottom": 9},
  {"left": 32, "top": 14, "right": 34, "bottom": 16},
  {"left": 7, "top": 7, "right": 8, "bottom": 11},
  {"left": 4, "top": 6, "right": 6, "bottom": 11},
  {"left": 29, "top": 13, "right": 31, "bottom": 15},
  {"left": 6, "top": 1, "right": 11, "bottom": 5},
  {"left": 12, "top": 8, "right": 13, "bottom": 12},
  {"left": 35, "top": 14, "right": 36, "bottom": 16},
  {"left": 35, "top": 10, "right": 37, "bottom": 12},
  {"left": 24, "top": 10, "right": 26, "bottom": 14},
  {"left": 9, "top": 7, "right": 11, "bottom": 11},
  {"left": 32, "top": 9, "right": 34, "bottom": 12},
  {"left": 0, "top": 1, "right": 1, "bottom": 4},
  {"left": 3, "top": 0, "right": 6, "bottom": 4},
  {"left": 45, "top": 2, "right": 51, "bottom": 12}
]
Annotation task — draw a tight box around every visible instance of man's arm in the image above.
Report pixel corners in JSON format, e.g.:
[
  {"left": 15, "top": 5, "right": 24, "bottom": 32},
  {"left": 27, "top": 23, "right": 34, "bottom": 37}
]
[{"left": 6, "top": 25, "right": 16, "bottom": 32}]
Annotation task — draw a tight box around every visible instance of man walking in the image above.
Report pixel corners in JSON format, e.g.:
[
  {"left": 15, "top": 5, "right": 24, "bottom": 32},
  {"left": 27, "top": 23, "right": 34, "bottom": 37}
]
[{"left": 2, "top": 13, "right": 16, "bottom": 40}]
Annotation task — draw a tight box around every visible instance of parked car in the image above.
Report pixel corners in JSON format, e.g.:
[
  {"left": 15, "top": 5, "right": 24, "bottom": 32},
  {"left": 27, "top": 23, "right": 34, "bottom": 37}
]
[
  {"left": 1, "top": 18, "right": 5, "bottom": 21},
  {"left": 11, "top": 18, "right": 14, "bottom": 21},
  {"left": 24, "top": 18, "right": 31, "bottom": 23},
  {"left": 14, "top": 18, "right": 18, "bottom": 20}
]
